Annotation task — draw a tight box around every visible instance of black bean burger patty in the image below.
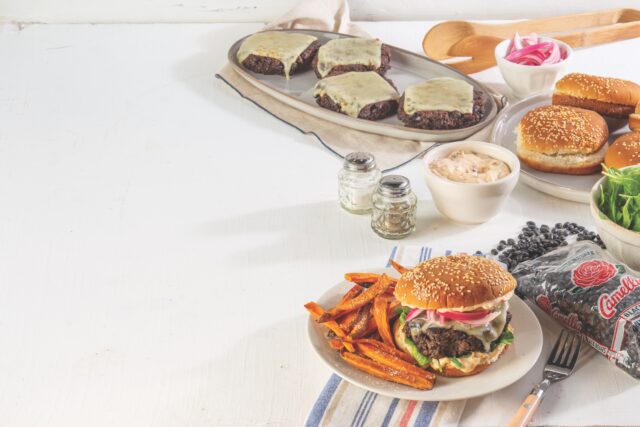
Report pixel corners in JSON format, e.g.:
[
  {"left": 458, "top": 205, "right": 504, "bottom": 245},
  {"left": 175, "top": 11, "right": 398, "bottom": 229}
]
[
  {"left": 312, "top": 44, "right": 391, "bottom": 78},
  {"left": 241, "top": 40, "right": 321, "bottom": 76},
  {"left": 404, "top": 312, "right": 511, "bottom": 359},
  {"left": 316, "top": 94, "right": 398, "bottom": 121},
  {"left": 397, "top": 90, "right": 485, "bottom": 130}
]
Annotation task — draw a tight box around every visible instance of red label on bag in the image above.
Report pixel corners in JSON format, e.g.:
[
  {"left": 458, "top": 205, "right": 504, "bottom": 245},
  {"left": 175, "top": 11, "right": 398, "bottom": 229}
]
[
  {"left": 598, "top": 275, "right": 640, "bottom": 319},
  {"left": 572, "top": 260, "right": 617, "bottom": 289}
]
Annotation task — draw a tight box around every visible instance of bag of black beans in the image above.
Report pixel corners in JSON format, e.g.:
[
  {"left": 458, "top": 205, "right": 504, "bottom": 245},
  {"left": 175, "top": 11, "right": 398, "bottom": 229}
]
[{"left": 513, "top": 241, "right": 640, "bottom": 379}]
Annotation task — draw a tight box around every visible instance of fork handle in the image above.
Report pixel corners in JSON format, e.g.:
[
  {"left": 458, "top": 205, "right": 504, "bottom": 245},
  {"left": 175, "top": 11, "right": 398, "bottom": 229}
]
[{"left": 508, "top": 380, "right": 550, "bottom": 427}]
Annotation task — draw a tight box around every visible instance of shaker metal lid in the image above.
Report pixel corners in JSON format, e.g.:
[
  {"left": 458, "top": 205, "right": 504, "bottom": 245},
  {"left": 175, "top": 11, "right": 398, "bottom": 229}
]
[
  {"left": 377, "top": 175, "right": 411, "bottom": 196},
  {"left": 344, "top": 152, "right": 376, "bottom": 172}
]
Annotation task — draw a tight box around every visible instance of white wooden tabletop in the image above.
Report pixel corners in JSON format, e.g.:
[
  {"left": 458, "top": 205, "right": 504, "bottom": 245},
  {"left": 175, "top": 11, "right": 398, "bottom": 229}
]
[{"left": 0, "top": 21, "right": 638, "bottom": 427}]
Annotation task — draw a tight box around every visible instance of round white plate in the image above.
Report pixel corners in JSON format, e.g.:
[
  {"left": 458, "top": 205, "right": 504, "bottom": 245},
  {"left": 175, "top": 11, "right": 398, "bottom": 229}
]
[
  {"left": 490, "top": 93, "right": 628, "bottom": 204},
  {"left": 306, "top": 268, "right": 543, "bottom": 401}
]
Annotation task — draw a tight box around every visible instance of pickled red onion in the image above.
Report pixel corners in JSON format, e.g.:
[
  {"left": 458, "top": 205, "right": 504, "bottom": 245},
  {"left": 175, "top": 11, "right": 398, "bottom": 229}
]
[{"left": 505, "top": 33, "right": 566, "bottom": 66}]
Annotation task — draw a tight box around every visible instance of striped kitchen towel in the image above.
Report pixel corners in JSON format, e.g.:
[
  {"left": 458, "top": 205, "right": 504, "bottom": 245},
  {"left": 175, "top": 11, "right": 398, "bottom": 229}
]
[{"left": 305, "top": 246, "right": 469, "bottom": 427}]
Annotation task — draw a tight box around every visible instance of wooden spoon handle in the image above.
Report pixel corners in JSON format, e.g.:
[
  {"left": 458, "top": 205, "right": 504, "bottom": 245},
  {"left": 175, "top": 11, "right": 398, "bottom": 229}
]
[
  {"left": 555, "top": 20, "right": 640, "bottom": 48},
  {"left": 480, "top": 8, "right": 630, "bottom": 38}
]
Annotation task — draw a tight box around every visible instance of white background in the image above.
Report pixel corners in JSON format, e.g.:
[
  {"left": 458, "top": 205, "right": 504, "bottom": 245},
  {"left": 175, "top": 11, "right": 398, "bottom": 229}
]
[
  {"left": 1, "top": 18, "right": 639, "bottom": 426},
  {"left": 1, "top": 0, "right": 640, "bottom": 23}
]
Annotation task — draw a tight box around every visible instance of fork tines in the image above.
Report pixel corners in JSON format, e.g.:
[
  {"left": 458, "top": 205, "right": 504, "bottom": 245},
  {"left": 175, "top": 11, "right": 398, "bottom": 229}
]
[{"left": 547, "top": 330, "right": 581, "bottom": 370}]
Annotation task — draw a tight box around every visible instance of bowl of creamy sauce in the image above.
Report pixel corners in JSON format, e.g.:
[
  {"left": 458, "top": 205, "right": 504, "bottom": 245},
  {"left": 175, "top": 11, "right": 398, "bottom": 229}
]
[
  {"left": 424, "top": 141, "right": 520, "bottom": 224},
  {"left": 429, "top": 150, "right": 511, "bottom": 184}
]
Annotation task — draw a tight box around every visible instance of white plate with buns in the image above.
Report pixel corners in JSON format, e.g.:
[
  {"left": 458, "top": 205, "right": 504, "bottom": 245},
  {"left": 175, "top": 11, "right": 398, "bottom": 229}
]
[{"left": 491, "top": 93, "right": 631, "bottom": 203}]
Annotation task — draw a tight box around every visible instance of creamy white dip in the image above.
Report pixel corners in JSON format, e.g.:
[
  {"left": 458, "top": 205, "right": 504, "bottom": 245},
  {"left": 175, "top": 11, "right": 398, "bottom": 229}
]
[{"left": 430, "top": 150, "right": 510, "bottom": 184}]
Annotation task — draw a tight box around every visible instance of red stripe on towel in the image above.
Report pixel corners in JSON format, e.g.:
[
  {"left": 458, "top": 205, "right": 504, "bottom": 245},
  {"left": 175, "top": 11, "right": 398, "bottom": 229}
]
[{"left": 399, "top": 400, "right": 418, "bottom": 427}]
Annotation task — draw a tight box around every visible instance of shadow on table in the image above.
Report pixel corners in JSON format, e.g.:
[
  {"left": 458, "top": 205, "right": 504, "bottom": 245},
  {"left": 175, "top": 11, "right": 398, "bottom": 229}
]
[
  {"left": 172, "top": 25, "right": 331, "bottom": 157},
  {"left": 194, "top": 200, "right": 484, "bottom": 266}
]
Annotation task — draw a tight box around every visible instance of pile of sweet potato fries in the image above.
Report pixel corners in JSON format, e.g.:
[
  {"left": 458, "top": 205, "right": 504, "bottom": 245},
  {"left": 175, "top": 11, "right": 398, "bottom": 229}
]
[{"left": 304, "top": 260, "right": 436, "bottom": 390}]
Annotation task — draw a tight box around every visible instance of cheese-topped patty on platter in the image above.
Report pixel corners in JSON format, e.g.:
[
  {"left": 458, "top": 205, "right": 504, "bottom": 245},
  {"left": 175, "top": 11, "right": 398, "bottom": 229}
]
[
  {"left": 312, "top": 37, "right": 391, "bottom": 78},
  {"left": 237, "top": 31, "right": 321, "bottom": 79},
  {"left": 313, "top": 71, "right": 399, "bottom": 121},
  {"left": 398, "top": 77, "right": 486, "bottom": 130}
]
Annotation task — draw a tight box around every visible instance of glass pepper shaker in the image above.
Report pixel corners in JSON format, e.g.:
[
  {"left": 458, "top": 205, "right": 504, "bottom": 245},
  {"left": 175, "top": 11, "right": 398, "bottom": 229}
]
[
  {"left": 371, "top": 175, "right": 417, "bottom": 239},
  {"left": 338, "top": 152, "right": 382, "bottom": 214}
]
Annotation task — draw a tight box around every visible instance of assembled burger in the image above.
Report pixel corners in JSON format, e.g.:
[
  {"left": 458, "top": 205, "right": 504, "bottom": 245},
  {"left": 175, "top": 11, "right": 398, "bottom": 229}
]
[{"left": 393, "top": 255, "right": 516, "bottom": 377}]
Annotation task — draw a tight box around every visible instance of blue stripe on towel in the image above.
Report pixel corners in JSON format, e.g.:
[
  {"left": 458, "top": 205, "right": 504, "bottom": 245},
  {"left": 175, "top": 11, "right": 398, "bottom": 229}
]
[
  {"left": 305, "top": 374, "right": 342, "bottom": 427},
  {"left": 356, "top": 392, "right": 378, "bottom": 427},
  {"left": 380, "top": 398, "right": 399, "bottom": 427},
  {"left": 351, "top": 391, "right": 373, "bottom": 427},
  {"left": 413, "top": 402, "right": 439, "bottom": 427}
]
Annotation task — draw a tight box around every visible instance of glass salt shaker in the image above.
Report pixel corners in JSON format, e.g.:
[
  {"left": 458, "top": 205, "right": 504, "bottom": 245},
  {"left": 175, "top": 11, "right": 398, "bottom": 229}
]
[
  {"left": 371, "top": 175, "right": 417, "bottom": 239},
  {"left": 338, "top": 152, "right": 382, "bottom": 214}
]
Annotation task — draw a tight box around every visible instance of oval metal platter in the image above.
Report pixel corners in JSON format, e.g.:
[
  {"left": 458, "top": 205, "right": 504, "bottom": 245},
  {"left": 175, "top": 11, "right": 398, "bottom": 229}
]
[{"left": 227, "top": 30, "right": 499, "bottom": 142}]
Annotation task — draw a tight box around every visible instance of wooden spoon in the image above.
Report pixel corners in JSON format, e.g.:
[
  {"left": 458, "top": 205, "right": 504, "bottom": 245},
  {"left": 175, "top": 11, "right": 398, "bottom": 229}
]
[
  {"left": 426, "top": 8, "right": 640, "bottom": 74},
  {"left": 424, "top": 8, "right": 636, "bottom": 60}
]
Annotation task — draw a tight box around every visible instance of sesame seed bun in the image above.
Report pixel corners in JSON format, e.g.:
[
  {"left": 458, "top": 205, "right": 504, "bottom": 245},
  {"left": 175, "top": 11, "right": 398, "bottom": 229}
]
[
  {"left": 516, "top": 105, "right": 608, "bottom": 175},
  {"left": 393, "top": 255, "right": 516, "bottom": 310},
  {"left": 552, "top": 73, "right": 640, "bottom": 118},
  {"left": 604, "top": 132, "right": 640, "bottom": 169}
]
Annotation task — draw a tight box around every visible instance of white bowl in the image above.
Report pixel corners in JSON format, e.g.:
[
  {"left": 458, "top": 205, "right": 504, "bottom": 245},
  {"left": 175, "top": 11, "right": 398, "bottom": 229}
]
[
  {"left": 424, "top": 141, "right": 520, "bottom": 224},
  {"left": 590, "top": 172, "right": 640, "bottom": 271},
  {"left": 495, "top": 37, "right": 572, "bottom": 99}
]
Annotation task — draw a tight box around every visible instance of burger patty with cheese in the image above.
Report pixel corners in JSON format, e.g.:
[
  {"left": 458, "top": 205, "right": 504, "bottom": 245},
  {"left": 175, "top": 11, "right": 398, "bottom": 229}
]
[{"left": 393, "top": 255, "right": 516, "bottom": 377}]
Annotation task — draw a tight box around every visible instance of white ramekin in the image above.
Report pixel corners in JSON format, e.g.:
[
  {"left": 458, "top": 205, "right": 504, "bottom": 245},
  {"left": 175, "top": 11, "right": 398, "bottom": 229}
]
[
  {"left": 590, "top": 171, "right": 640, "bottom": 271},
  {"left": 424, "top": 141, "right": 520, "bottom": 224},
  {"left": 495, "top": 37, "right": 572, "bottom": 99}
]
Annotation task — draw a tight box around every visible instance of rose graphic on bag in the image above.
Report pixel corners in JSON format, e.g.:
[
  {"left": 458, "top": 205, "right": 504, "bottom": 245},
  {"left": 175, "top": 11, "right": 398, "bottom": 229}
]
[{"left": 572, "top": 260, "right": 618, "bottom": 289}]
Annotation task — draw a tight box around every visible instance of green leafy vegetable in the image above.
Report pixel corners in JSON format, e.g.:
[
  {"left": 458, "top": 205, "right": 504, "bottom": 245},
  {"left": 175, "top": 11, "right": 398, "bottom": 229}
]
[
  {"left": 499, "top": 329, "right": 514, "bottom": 345},
  {"left": 597, "top": 166, "right": 640, "bottom": 232},
  {"left": 449, "top": 357, "right": 463, "bottom": 369},
  {"left": 395, "top": 306, "right": 410, "bottom": 316},
  {"left": 404, "top": 337, "right": 431, "bottom": 367}
]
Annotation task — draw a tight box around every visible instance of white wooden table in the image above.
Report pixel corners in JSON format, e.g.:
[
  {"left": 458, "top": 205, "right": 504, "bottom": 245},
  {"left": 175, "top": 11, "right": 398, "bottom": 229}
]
[{"left": 0, "top": 21, "right": 638, "bottom": 427}]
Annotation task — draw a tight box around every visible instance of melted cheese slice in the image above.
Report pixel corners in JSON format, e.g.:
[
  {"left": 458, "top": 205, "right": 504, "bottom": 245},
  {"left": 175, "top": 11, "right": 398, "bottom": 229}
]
[
  {"left": 316, "top": 38, "right": 382, "bottom": 78},
  {"left": 407, "top": 302, "right": 509, "bottom": 352},
  {"left": 403, "top": 77, "right": 474, "bottom": 115},
  {"left": 237, "top": 31, "right": 317, "bottom": 78},
  {"left": 313, "top": 71, "right": 399, "bottom": 118}
]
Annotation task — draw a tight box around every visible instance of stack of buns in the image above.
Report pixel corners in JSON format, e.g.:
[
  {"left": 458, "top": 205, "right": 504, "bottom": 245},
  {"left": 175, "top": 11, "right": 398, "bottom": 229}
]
[{"left": 516, "top": 73, "right": 640, "bottom": 175}]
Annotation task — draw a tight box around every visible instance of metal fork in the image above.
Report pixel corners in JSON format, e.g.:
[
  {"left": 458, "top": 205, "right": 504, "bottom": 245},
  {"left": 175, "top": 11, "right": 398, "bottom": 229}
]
[{"left": 508, "top": 330, "right": 582, "bottom": 427}]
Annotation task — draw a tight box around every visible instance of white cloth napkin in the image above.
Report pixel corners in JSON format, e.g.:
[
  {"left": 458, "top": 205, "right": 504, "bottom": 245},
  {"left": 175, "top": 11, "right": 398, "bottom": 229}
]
[
  {"left": 264, "top": 0, "right": 369, "bottom": 37},
  {"left": 305, "top": 246, "right": 469, "bottom": 427}
]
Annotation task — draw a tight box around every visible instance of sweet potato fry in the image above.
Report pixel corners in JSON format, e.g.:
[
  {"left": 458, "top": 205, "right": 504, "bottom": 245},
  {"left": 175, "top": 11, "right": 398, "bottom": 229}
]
[
  {"left": 328, "top": 339, "right": 344, "bottom": 350},
  {"left": 340, "top": 351, "right": 433, "bottom": 390},
  {"left": 389, "top": 259, "right": 409, "bottom": 274},
  {"left": 338, "top": 309, "right": 361, "bottom": 333},
  {"left": 348, "top": 304, "right": 372, "bottom": 338},
  {"left": 304, "top": 302, "right": 355, "bottom": 352},
  {"left": 318, "top": 275, "right": 392, "bottom": 323},
  {"left": 339, "top": 284, "right": 363, "bottom": 304},
  {"left": 373, "top": 296, "right": 395, "bottom": 348},
  {"left": 355, "top": 342, "right": 436, "bottom": 381},
  {"left": 353, "top": 338, "right": 416, "bottom": 363},
  {"left": 344, "top": 273, "right": 398, "bottom": 286}
]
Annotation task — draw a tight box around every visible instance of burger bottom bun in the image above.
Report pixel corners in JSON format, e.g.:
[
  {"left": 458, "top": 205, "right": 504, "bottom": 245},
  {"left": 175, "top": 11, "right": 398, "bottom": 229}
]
[
  {"left": 516, "top": 140, "right": 607, "bottom": 175},
  {"left": 393, "top": 319, "right": 511, "bottom": 378}
]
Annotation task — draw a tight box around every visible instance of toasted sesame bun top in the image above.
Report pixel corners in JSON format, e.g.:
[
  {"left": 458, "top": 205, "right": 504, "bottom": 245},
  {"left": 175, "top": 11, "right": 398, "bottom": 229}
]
[
  {"left": 554, "top": 73, "right": 640, "bottom": 107},
  {"left": 393, "top": 255, "right": 516, "bottom": 310},
  {"left": 605, "top": 132, "right": 640, "bottom": 169},
  {"left": 517, "top": 105, "right": 608, "bottom": 155}
]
